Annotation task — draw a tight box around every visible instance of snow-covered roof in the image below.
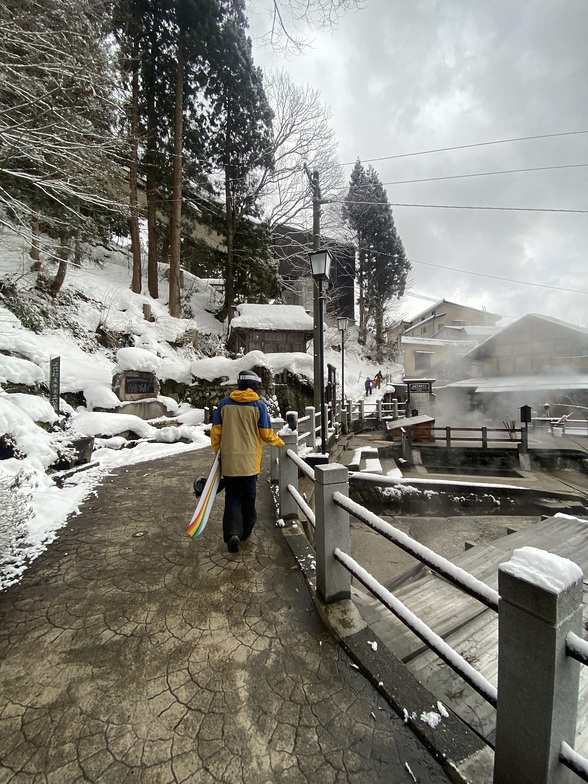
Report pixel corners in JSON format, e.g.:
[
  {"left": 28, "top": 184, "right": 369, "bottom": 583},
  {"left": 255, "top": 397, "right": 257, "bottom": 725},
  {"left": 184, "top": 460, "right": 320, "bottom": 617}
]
[
  {"left": 406, "top": 298, "right": 501, "bottom": 325},
  {"left": 438, "top": 325, "right": 502, "bottom": 338},
  {"left": 442, "top": 374, "right": 588, "bottom": 394},
  {"left": 401, "top": 336, "right": 478, "bottom": 349},
  {"left": 464, "top": 313, "right": 588, "bottom": 361},
  {"left": 230, "top": 304, "right": 313, "bottom": 331}
]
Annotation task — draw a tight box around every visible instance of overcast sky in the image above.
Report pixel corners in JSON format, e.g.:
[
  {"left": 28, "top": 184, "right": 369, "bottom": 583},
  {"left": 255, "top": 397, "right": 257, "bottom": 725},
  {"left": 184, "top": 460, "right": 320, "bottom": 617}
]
[{"left": 248, "top": 0, "right": 588, "bottom": 326}]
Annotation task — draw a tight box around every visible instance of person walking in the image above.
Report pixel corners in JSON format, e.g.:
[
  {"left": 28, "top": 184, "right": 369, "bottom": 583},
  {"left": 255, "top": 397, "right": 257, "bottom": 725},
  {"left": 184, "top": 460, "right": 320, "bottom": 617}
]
[
  {"left": 364, "top": 377, "right": 372, "bottom": 396},
  {"left": 211, "top": 370, "right": 285, "bottom": 552}
]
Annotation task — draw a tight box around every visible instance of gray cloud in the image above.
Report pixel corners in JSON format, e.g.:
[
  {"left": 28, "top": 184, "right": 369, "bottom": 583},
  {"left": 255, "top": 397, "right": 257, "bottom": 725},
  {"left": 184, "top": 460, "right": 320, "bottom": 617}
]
[{"left": 249, "top": 0, "right": 588, "bottom": 323}]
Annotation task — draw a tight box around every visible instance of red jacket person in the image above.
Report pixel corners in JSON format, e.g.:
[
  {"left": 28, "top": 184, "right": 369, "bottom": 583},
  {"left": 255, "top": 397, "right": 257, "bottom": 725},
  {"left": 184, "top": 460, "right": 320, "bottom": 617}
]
[{"left": 211, "top": 370, "right": 285, "bottom": 552}]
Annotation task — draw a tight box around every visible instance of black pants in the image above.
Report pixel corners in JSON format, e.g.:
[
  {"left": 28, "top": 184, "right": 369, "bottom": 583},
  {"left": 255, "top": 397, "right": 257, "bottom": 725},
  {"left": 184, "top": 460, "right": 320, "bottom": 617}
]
[{"left": 222, "top": 475, "right": 258, "bottom": 543}]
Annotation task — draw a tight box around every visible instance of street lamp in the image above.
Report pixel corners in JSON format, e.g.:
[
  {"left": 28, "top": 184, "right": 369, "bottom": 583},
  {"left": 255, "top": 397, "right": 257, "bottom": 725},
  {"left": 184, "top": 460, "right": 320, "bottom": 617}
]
[
  {"left": 309, "top": 249, "right": 332, "bottom": 454},
  {"left": 337, "top": 316, "right": 349, "bottom": 408}
]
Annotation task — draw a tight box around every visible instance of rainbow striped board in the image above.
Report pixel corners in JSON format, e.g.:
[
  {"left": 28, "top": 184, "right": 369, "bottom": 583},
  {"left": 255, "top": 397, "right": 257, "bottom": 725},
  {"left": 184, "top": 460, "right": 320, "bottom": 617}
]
[{"left": 186, "top": 452, "right": 221, "bottom": 538}]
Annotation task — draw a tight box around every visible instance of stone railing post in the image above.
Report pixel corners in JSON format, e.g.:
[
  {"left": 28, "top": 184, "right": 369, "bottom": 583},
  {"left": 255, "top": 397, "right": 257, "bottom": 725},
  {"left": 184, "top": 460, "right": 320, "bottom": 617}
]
[
  {"left": 278, "top": 432, "right": 299, "bottom": 521},
  {"left": 341, "top": 403, "right": 349, "bottom": 434},
  {"left": 304, "top": 406, "right": 316, "bottom": 450},
  {"left": 314, "top": 463, "right": 351, "bottom": 604},
  {"left": 494, "top": 548, "right": 583, "bottom": 784},
  {"left": 393, "top": 399, "right": 399, "bottom": 420},
  {"left": 359, "top": 398, "right": 365, "bottom": 423},
  {"left": 270, "top": 417, "right": 284, "bottom": 483},
  {"left": 376, "top": 398, "right": 383, "bottom": 425}
]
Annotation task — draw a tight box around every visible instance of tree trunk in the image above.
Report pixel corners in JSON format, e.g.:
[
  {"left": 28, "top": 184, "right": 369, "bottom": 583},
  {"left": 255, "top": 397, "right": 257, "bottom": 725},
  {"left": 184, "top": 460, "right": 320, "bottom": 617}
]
[
  {"left": 49, "top": 234, "right": 70, "bottom": 297},
  {"left": 222, "top": 114, "right": 235, "bottom": 324},
  {"left": 357, "top": 243, "right": 367, "bottom": 345},
  {"left": 129, "top": 42, "right": 142, "bottom": 295},
  {"left": 375, "top": 298, "right": 384, "bottom": 364},
  {"left": 168, "top": 37, "right": 185, "bottom": 318},
  {"left": 30, "top": 210, "right": 41, "bottom": 271},
  {"left": 145, "top": 17, "right": 159, "bottom": 299}
]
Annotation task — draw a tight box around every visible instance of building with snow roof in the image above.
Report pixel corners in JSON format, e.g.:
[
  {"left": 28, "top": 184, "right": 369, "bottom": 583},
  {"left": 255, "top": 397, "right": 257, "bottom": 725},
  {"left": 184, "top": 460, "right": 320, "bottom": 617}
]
[
  {"left": 226, "top": 304, "right": 314, "bottom": 355},
  {"left": 271, "top": 225, "right": 355, "bottom": 323},
  {"left": 437, "top": 313, "right": 588, "bottom": 419},
  {"left": 390, "top": 301, "right": 504, "bottom": 381},
  {"left": 401, "top": 299, "right": 502, "bottom": 339}
]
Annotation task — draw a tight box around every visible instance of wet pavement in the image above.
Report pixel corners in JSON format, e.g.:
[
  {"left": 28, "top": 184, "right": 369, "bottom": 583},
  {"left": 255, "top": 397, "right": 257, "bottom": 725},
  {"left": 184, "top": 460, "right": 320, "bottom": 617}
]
[{"left": 0, "top": 448, "right": 451, "bottom": 784}]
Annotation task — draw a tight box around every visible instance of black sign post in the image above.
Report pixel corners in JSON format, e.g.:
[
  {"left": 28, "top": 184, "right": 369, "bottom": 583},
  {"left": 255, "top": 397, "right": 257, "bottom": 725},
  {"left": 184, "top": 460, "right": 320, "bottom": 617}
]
[{"left": 49, "top": 355, "right": 61, "bottom": 413}]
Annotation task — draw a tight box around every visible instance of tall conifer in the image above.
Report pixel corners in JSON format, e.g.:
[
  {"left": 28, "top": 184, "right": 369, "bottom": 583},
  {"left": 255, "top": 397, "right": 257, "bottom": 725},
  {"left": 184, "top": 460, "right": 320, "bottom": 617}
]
[{"left": 343, "top": 160, "right": 411, "bottom": 361}]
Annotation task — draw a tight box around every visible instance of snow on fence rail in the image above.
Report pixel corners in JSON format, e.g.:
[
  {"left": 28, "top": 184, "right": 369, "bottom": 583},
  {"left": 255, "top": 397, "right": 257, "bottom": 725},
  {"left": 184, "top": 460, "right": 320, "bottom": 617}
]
[{"left": 271, "top": 429, "right": 588, "bottom": 784}]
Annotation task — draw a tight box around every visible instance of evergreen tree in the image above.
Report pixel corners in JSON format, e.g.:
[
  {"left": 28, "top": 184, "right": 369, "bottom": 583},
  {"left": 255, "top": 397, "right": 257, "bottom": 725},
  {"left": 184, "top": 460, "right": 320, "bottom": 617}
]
[
  {"left": 113, "top": 0, "right": 151, "bottom": 294},
  {"left": 343, "top": 160, "right": 411, "bottom": 362},
  {"left": 0, "top": 0, "right": 125, "bottom": 293},
  {"left": 204, "top": 0, "right": 276, "bottom": 321}
]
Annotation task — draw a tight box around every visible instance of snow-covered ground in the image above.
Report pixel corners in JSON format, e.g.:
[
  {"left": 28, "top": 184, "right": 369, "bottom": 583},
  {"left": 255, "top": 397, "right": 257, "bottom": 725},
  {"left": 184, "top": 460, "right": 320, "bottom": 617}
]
[{"left": 0, "top": 228, "right": 400, "bottom": 589}]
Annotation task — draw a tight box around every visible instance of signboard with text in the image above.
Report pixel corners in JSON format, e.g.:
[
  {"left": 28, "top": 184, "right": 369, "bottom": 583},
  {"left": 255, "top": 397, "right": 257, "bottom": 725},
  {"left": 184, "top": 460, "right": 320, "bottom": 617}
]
[
  {"left": 124, "top": 376, "right": 156, "bottom": 396},
  {"left": 49, "top": 356, "right": 60, "bottom": 413},
  {"left": 407, "top": 381, "right": 432, "bottom": 393}
]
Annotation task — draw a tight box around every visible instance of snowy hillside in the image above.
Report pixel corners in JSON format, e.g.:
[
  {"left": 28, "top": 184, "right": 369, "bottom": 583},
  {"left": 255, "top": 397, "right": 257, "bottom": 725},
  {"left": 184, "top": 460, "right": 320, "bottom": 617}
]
[{"left": 0, "top": 229, "right": 401, "bottom": 589}]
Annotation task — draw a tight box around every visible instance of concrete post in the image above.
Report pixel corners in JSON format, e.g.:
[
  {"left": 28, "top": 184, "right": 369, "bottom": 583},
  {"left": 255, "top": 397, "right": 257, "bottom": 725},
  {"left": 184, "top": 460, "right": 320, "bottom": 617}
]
[
  {"left": 377, "top": 398, "right": 383, "bottom": 425},
  {"left": 343, "top": 400, "right": 351, "bottom": 433},
  {"left": 305, "top": 406, "right": 317, "bottom": 451},
  {"left": 347, "top": 398, "right": 354, "bottom": 427},
  {"left": 359, "top": 399, "right": 365, "bottom": 422},
  {"left": 270, "top": 418, "right": 284, "bottom": 483},
  {"left": 314, "top": 463, "right": 351, "bottom": 603},
  {"left": 494, "top": 551, "right": 583, "bottom": 784},
  {"left": 393, "top": 399, "right": 399, "bottom": 420},
  {"left": 278, "top": 432, "right": 299, "bottom": 521}
]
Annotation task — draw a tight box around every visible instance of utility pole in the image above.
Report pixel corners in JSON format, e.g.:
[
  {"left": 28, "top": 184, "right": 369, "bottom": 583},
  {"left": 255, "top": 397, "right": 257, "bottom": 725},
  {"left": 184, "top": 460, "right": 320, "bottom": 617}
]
[{"left": 304, "top": 164, "right": 321, "bottom": 411}]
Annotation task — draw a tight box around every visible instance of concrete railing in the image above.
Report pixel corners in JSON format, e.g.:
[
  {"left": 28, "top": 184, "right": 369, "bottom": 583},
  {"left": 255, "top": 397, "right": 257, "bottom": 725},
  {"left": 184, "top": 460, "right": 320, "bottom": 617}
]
[
  {"left": 348, "top": 398, "right": 406, "bottom": 425},
  {"left": 271, "top": 431, "right": 588, "bottom": 784}
]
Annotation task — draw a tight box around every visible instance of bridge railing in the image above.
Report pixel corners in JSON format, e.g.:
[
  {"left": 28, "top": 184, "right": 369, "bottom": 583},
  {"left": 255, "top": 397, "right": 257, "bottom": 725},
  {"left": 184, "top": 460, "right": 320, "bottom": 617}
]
[{"left": 271, "top": 430, "right": 588, "bottom": 784}]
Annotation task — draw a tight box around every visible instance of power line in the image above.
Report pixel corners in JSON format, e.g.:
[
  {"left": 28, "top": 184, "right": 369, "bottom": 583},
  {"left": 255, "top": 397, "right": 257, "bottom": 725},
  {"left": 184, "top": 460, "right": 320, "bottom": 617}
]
[
  {"left": 340, "top": 129, "right": 588, "bottom": 167},
  {"left": 408, "top": 256, "right": 588, "bottom": 295},
  {"left": 380, "top": 163, "right": 588, "bottom": 187},
  {"left": 336, "top": 199, "right": 588, "bottom": 214},
  {"left": 363, "top": 245, "right": 588, "bottom": 296}
]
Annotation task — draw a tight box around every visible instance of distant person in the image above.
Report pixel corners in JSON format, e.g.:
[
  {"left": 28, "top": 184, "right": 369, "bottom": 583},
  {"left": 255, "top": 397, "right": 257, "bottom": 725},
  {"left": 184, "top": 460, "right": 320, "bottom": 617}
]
[
  {"left": 364, "top": 377, "right": 372, "bottom": 396},
  {"left": 211, "top": 370, "right": 285, "bottom": 553},
  {"left": 374, "top": 370, "right": 383, "bottom": 389}
]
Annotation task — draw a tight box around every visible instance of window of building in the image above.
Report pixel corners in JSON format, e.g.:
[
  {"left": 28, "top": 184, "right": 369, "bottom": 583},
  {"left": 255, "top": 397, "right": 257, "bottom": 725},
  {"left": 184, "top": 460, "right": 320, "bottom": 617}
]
[
  {"left": 420, "top": 326, "right": 427, "bottom": 335},
  {"left": 415, "top": 351, "right": 433, "bottom": 371}
]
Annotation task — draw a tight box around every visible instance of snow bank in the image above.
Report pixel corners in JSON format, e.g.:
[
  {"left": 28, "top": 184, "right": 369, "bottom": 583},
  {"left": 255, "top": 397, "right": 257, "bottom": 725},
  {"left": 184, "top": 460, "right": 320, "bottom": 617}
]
[
  {"left": 116, "top": 347, "right": 162, "bottom": 373},
  {"left": 0, "top": 397, "right": 58, "bottom": 470},
  {"left": 70, "top": 411, "right": 157, "bottom": 439},
  {"left": 0, "top": 355, "right": 44, "bottom": 386},
  {"left": 2, "top": 393, "right": 58, "bottom": 425},
  {"left": 83, "top": 383, "right": 121, "bottom": 411}
]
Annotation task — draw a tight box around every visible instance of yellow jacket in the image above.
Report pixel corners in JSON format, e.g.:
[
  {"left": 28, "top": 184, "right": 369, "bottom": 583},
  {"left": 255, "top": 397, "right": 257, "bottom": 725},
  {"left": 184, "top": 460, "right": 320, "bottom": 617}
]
[{"left": 210, "top": 389, "right": 285, "bottom": 476}]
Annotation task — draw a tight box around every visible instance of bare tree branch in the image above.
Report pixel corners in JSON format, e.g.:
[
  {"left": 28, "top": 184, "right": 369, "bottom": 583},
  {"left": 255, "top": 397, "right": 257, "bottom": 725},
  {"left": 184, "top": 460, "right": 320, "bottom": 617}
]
[{"left": 250, "top": 0, "right": 365, "bottom": 52}]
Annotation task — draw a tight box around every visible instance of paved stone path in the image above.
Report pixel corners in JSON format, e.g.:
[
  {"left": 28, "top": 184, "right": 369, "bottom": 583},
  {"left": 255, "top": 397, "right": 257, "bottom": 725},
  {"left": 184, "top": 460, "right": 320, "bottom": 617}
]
[{"left": 0, "top": 448, "right": 449, "bottom": 783}]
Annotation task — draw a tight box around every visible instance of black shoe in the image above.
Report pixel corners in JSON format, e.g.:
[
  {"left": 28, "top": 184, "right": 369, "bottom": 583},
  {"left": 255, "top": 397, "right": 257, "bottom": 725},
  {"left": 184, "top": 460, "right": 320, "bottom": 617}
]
[
  {"left": 193, "top": 476, "right": 206, "bottom": 497},
  {"left": 228, "top": 535, "right": 240, "bottom": 553}
]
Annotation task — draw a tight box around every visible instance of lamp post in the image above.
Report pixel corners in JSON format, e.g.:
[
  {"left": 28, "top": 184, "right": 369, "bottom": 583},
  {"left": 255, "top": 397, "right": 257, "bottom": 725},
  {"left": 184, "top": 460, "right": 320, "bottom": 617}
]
[
  {"left": 337, "top": 316, "right": 349, "bottom": 408},
  {"left": 309, "top": 249, "right": 332, "bottom": 454}
]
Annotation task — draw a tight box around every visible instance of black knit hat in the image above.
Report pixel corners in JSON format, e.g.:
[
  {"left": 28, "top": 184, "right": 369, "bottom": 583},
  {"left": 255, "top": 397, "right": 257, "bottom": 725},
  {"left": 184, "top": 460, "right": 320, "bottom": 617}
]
[{"left": 237, "top": 370, "right": 262, "bottom": 390}]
